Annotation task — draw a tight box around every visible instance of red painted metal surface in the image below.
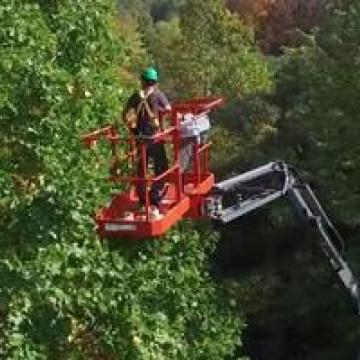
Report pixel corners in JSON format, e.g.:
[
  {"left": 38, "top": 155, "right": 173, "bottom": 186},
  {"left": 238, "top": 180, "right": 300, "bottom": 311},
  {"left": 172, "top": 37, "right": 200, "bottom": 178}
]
[
  {"left": 95, "top": 190, "right": 190, "bottom": 239},
  {"left": 81, "top": 97, "right": 224, "bottom": 239}
]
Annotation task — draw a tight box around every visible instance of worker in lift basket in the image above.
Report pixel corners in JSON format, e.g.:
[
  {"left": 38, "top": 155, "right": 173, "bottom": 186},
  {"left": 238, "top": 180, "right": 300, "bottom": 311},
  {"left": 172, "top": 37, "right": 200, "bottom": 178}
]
[{"left": 123, "top": 67, "right": 171, "bottom": 220}]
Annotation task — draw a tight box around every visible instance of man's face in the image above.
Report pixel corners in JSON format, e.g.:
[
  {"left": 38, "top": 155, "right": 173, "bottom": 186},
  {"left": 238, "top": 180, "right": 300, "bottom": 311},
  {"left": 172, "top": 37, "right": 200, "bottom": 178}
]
[{"left": 141, "top": 79, "right": 157, "bottom": 89}]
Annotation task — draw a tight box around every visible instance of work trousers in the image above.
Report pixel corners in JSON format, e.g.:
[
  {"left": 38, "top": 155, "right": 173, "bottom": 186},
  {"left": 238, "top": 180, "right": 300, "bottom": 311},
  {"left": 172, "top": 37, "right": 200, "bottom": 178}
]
[{"left": 136, "top": 142, "right": 168, "bottom": 207}]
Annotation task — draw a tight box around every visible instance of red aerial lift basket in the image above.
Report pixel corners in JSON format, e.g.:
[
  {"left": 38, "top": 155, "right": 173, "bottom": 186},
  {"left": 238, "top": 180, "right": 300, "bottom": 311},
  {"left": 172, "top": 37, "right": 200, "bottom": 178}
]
[{"left": 81, "top": 96, "right": 224, "bottom": 239}]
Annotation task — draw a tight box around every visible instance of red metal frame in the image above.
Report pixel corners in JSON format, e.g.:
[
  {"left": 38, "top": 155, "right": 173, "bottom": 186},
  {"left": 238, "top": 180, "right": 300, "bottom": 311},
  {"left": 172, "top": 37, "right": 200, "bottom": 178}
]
[{"left": 81, "top": 96, "right": 224, "bottom": 239}]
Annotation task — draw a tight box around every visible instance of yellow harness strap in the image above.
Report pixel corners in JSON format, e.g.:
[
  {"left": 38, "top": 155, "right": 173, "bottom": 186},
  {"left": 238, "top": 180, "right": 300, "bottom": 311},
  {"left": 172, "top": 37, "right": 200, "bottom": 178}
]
[{"left": 137, "top": 89, "right": 160, "bottom": 129}]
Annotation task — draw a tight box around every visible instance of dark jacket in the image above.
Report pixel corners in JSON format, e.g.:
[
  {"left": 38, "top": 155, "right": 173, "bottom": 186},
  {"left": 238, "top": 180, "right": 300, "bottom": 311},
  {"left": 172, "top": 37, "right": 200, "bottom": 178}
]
[{"left": 124, "top": 88, "right": 170, "bottom": 136}]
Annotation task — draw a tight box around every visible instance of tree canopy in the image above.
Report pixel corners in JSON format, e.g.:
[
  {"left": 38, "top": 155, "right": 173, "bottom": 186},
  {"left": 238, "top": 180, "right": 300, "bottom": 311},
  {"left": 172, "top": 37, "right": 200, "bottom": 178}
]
[
  {"left": 1, "top": 0, "right": 360, "bottom": 359},
  {"left": 0, "top": 1, "right": 243, "bottom": 358}
]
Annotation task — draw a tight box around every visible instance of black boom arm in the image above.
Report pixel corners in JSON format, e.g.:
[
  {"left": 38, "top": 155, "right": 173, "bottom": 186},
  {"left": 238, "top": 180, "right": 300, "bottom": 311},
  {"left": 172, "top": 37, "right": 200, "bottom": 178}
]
[{"left": 205, "top": 161, "right": 360, "bottom": 313}]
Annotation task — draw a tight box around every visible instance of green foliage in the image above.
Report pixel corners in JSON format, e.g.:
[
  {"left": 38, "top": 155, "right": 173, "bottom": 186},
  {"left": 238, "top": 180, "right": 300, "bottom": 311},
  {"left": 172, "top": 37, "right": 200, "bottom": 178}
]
[
  {"left": 117, "top": 0, "right": 185, "bottom": 21},
  {"left": 211, "top": 96, "right": 280, "bottom": 175},
  {"left": 274, "top": 0, "right": 360, "bottom": 223},
  {"left": 148, "top": 0, "right": 273, "bottom": 98},
  {"left": 149, "top": 0, "right": 186, "bottom": 21},
  {"left": 221, "top": 222, "right": 360, "bottom": 359},
  {"left": 215, "top": 3, "right": 360, "bottom": 358},
  {"left": 0, "top": 1, "right": 244, "bottom": 358},
  {"left": 0, "top": 0, "right": 125, "bottom": 252},
  {"left": 1, "top": 226, "right": 243, "bottom": 359},
  {"left": 129, "top": 0, "right": 273, "bottom": 99},
  {"left": 139, "top": 0, "right": 277, "bottom": 176}
]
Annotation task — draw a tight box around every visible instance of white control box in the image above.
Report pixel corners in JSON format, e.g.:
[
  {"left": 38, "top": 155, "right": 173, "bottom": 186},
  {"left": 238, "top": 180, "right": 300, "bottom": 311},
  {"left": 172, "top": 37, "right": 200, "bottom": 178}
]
[{"left": 180, "top": 113, "right": 211, "bottom": 139}]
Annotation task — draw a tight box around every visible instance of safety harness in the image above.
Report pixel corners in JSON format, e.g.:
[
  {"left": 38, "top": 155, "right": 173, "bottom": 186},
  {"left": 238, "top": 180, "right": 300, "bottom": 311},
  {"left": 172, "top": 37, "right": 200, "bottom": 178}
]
[{"left": 125, "top": 88, "right": 159, "bottom": 131}]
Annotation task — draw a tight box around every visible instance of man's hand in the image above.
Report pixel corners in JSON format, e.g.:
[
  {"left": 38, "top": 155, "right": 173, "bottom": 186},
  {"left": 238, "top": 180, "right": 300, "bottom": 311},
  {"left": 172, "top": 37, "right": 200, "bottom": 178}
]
[
  {"left": 124, "top": 108, "right": 137, "bottom": 129},
  {"left": 150, "top": 115, "right": 160, "bottom": 129}
]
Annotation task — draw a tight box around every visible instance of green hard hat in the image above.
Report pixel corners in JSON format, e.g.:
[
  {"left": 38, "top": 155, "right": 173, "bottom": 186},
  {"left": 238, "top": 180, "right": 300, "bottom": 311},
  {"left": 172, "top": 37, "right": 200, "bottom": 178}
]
[{"left": 141, "top": 66, "right": 159, "bottom": 82}]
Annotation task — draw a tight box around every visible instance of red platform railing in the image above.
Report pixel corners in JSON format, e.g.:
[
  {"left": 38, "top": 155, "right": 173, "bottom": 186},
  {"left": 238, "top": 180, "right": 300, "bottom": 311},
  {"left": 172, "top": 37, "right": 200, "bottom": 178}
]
[{"left": 81, "top": 97, "right": 224, "bottom": 229}]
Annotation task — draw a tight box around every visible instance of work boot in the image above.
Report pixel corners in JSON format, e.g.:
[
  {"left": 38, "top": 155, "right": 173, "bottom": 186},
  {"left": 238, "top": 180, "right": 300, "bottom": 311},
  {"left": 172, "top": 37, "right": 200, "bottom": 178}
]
[{"left": 149, "top": 207, "right": 163, "bottom": 221}]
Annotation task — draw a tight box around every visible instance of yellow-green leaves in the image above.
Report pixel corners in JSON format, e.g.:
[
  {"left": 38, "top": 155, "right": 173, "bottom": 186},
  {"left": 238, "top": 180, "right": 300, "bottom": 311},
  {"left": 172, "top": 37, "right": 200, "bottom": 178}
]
[{"left": 1, "top": 1, "right": 244, "bottom": 359}]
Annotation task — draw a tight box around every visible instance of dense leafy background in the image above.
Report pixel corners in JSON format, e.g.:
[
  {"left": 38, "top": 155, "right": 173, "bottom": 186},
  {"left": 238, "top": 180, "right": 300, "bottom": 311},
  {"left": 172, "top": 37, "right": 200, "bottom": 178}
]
[
  {"left": 0, "top": 1, "right": 243, "bottom": 359},
  {"left": 2, "top": 0, "right": 360, "bottom": 359},
  {"left": 123, "top": 0, "right": 360, "bottom": 359}
]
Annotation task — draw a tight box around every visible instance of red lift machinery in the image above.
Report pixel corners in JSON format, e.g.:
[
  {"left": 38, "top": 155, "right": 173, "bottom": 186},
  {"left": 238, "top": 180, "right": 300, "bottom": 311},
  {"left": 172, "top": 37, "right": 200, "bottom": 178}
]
[
  {"left": 82, "top": 96, "right": 360, "bottom": 313},
  {"left": 82, "top": 97, "right": 223, "bottom": 238}
]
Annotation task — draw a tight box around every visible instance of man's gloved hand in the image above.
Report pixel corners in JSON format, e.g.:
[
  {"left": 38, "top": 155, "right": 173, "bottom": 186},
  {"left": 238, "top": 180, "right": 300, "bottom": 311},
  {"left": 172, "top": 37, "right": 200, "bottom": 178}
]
[
  {"left": 150, "top": 115, "right": 160, "bottom": 129},
  {"left": 124, "top": 108, "right": 137, "bottom": 129}
]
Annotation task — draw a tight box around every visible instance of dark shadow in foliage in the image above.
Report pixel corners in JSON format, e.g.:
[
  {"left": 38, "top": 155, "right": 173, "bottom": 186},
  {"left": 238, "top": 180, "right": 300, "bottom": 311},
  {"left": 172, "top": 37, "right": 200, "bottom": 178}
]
[
  {"left": 212, "top": 207, "right": 360, "bottom": 360},
  {"left": 23, "top": 305, "right": 71, "bottom": 356},
  {"left": 1, "top": 192, "right": 74, "bottom": 259},
  {"left": 211, "top": 210, "right": 271, "bottom": 278}
]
